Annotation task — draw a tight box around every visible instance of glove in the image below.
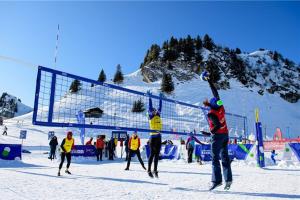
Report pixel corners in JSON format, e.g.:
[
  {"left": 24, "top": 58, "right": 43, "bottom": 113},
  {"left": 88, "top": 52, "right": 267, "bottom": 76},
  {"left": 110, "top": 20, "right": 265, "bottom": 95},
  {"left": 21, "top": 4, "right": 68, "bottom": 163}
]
[
  {"left": 201, "top": 131, "right": 211, "bottom": 136},
  {"left": 203, "top": 99, "right": 210, "bottom": 107},
  {"left": 200, "top": 71, "right": 209, "bottom": 81}
]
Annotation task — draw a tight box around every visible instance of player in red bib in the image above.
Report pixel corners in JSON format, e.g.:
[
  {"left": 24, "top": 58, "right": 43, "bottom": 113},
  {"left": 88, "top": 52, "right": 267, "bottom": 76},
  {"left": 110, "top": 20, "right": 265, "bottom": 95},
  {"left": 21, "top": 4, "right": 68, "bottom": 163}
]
[{"left": 201, "top": 71, "right": 232, "bottom": 191}]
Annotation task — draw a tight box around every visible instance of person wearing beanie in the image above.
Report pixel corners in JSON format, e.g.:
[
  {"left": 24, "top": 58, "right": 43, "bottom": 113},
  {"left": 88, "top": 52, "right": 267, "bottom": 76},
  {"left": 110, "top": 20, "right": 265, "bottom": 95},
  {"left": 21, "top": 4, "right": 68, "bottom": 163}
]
[
  {"left": 201, "top": 71, "right": 232, "bottom": 191},
  {"left": 58, "top": 131, "right": 75, "bottom": 176}
]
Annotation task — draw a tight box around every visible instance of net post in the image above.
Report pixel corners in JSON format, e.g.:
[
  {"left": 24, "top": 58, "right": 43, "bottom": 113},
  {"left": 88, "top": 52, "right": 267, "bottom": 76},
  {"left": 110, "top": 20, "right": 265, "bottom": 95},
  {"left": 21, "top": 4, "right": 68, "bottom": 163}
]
[
  {"left": 32, "top": 66, "right": 42, "bottom": 124},
  {"left": 48, "top": 73, "right": 56, "bottom": 123}
]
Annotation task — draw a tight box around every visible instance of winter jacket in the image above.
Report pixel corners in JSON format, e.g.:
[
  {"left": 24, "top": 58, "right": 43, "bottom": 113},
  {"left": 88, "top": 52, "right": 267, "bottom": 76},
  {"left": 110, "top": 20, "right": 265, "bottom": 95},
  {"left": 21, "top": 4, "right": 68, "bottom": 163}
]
[
  {"left": 186, "top": 136, "right": 202, "bottom": 149},
  {"left": 129, "top": 136, "right": 141, "bottom": 151},
  {"left": 61, "top": 138, "right": 75, "bottom": 153},
  {"left": 49, "top": 138, "right": 58, "bottom": 150},
  {"left": 96, "top": 138, "right": 105, "bottom": 149}
]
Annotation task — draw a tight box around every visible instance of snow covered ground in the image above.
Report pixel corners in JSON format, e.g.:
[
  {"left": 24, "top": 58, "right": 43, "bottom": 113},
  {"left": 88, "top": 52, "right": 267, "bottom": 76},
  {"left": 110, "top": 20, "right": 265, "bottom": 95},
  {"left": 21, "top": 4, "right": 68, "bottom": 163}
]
[
  {"left": 0, "top": 151, "right": 300, "bottom": 200},
  {"left": 1, "top": 115, "right": 300, "bottom": 200}
]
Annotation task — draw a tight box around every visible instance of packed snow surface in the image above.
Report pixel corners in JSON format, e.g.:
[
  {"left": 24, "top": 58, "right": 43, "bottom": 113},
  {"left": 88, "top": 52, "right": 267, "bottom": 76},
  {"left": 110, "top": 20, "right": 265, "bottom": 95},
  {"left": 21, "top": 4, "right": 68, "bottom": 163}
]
[{"left": 0, "top": 152, "right": 299, "bottom": 200}]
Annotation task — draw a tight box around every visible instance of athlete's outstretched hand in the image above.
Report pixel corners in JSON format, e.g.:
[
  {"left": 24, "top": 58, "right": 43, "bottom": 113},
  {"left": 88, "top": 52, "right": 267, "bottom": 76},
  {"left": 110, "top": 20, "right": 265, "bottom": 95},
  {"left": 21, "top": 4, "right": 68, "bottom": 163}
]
[{"left": 201, "top": 131, "right": 212, "bottom": 136}]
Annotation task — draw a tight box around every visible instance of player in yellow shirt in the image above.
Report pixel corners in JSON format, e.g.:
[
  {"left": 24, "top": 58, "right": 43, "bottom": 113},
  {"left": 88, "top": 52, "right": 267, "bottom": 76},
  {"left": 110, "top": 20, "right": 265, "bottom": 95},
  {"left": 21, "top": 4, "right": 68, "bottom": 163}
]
[
  {"left": 147, "top": 91, "right": 163, "bottom": 178},
  {"left": 58, "top": 131, "right": 75, "bottom": 176}
]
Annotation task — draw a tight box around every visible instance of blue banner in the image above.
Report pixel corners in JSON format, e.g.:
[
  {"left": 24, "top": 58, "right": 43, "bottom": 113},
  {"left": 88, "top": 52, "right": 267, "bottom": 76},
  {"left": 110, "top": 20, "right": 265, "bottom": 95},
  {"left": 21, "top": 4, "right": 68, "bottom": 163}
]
[
  {"left": 195, "top": 144, "right": 253, "bottom": 161},
  {"left": 0, "top": 144, "right": 22, "bottom": 160},
  {"left": 145, "top": 144, "right": 179, "bottom": 160},
  {"left": 76, "top": 110, "right": 85, "bottom": 145},
  {"left": 289, "top": 143, "right": 300, "bottom": 161},
  {"left": 19, "top": 130, "right": 27, "bottom": 139},
  {"left": 71, "top": 145, "right": 96, "bottom": 157},
  {"left": 112, "top": 131, "right": 127, "bottom": 140}
]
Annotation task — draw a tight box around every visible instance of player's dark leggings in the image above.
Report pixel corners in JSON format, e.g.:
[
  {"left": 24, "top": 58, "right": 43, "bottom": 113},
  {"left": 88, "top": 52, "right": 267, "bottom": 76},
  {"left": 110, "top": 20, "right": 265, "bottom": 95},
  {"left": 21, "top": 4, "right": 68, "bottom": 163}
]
[
  {"left": 59, "top": 152, "right": 71, "bottom": 169},
  {"left": 148, "top": 135, "right": 161, "bottom": 172},
  {"left": 126, "top": 149, "right": 145, "bottom": 169}
]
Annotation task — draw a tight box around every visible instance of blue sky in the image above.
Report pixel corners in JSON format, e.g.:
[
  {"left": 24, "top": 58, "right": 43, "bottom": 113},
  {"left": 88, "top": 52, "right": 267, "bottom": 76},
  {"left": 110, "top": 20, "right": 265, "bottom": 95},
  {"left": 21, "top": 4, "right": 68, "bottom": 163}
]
[{"left": 0, "top": 1, "right": 299, "bottom": 106}]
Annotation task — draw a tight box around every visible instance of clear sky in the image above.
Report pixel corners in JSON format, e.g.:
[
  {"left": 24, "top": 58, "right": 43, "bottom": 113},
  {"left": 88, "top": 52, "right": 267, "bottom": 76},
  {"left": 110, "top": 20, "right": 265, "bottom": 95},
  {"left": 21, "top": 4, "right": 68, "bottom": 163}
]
[{"left": 0, "top": 1, "right": 299, "bottom": 107}]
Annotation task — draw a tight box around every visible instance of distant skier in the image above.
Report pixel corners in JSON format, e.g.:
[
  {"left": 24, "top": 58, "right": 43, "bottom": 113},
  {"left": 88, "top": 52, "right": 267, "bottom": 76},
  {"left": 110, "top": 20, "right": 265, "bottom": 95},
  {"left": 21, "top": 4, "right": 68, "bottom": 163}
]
[
  {"left": 147, "top": 91, "right": 163, "bottom": 178},
  {"left": 271, "top": 150, "right": 278, "bottom": 164},
  {"left": 200, "top": 71, "right": 232, "bottom": 191},
  {"left": 49, "top": 136, "right": 58, "bottom": 161},
  {"left": 186, "top": 132, "right": 204, "bottom": 163},
  {"left": 58, "top": 131, "right": 75, "bottom": 176},
  {"left": 124, "top": 131, "right": 146, "bottom": 171},
  {"left": 2, "top": 125, "right": 7, "bottom": 136},
  {"left": 96, "top": 135, "right": 105, "bottom": 161}
]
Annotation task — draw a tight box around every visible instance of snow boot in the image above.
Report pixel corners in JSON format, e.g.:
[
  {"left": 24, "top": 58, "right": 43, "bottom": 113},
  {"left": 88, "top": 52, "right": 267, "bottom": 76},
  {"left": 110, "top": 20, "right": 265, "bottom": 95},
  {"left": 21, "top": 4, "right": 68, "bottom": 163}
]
[
  {"left": 224, "top": 181, "right": 232, "bottom": 190},
  {"left": 148, "top": 171, "right": 154, "bottom": 178},
  {"left": 209, "top": 182, "right": 222, "bottom": 191}
]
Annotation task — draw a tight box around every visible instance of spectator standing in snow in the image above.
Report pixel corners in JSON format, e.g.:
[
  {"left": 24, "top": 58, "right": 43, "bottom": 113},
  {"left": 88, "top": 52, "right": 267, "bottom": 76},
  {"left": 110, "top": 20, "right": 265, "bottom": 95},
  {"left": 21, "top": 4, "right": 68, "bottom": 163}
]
[
  {"left": 58, "top": 131, "right": 75, "bottom": 176},
  {"left": 201, "top": 71, "right": 232, "bottom": 191},
  {"left": 124, "top": 134, "right": 130, "bottom": 161},
  {"left": 124, "top": 131, "right": 146, "bottom": 170},
  {"left": 186, "top": 132, "right": 204, "bottom": 163},
  {"left": 108, "top": 137, "right": 115, "bottom": 160},
  {"left": 49, "top": 136, "right": 58, "bottom": 160},
  {"left": 271, "top": 150, "right": 278, "bottom": 164},
  {"left": 85, "top": 137, "right": 93, "bottom": 145},
  {"left": 96, "top": 135, "right": 105, "bottom": 161},
  {"left": 2, "top": 125, "right": 7, "bottom": 136}
]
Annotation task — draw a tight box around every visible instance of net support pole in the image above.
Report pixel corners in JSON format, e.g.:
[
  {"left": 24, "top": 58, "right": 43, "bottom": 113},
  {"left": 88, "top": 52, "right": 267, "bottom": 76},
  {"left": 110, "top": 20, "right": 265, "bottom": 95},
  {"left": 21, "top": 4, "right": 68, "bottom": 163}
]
[
  {"left": 48, "top": 73, "right": 56, "bottom": 123},
  {"left": 255, "top": 108, "right": 265, "bottom": 168}
]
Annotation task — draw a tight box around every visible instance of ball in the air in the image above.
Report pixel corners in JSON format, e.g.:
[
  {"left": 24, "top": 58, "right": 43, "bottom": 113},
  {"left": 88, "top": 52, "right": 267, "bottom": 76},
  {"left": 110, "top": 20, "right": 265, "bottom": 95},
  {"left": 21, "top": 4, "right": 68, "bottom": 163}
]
[{"left": 200, "top": 71, "right": 209, "bottom": 81}]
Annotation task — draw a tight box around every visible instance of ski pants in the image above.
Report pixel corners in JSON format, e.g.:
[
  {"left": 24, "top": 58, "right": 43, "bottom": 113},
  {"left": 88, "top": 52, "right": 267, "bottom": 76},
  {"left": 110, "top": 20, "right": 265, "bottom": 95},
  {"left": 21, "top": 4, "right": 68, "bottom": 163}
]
[
  {"left": 59, "top": 152, "right": 71, "bottom": 170},
  {"left": 96, "top": 148, "right": 103, "bottom": 161},
  {"left": 211, "top": 134, "right": 232, "bottom": 184},
  {"left": 148, "top": 135, "right": 161, "bottom": 172},
  {"left": 187, "top": 147, "right": 194, "bottom": 163},
  {"left": 126, "top": 149, "right": 145, "bottom": 169}
]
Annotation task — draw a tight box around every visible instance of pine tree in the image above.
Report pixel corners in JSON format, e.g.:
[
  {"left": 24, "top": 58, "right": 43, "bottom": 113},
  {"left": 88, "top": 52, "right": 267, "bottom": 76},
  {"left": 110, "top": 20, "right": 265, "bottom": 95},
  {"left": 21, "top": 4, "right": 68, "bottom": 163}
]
[
  {"left": 131, "top": 98, "right": 145, "bottom": 113},
  {"left": 161, "top": 73, "right": 174, "bottom": 93},
  {"left": 148, "top": 44, "right": 161, "bottom": 61},
  {"left": 229, "top": 52, "right": 247, "bottom": 84},
  {"left": 273, "top": 51, "right": 279, "bottom": 62},
  {"left": 203, "top": 34, "right": 215, "bottom": 51},
  {"left": 69, "top": 80, "right": 81, "bottom": 93},
  {"left": 195, "top": 35, "right": 202, "bottom": 51},
  {"left": 169, "top": 36, "right": 178, "bottom": 49},
  {"left": 205, "top": 58, "right": 221, "bottom": 83},
  {"left": 167, "top": 62, "right": 174, "bottom": 70},
  {"left": 235, "top": 48, "right": 241, "bottom": 54},
  {"left": 113, "top": 64, "right": 124, "bottom": 84},
  {"left": 98, "top": 69, "right": 106, "bottom": 82},
  {"left": 184, "top": 35, "right": 195, "bottom": 59}
]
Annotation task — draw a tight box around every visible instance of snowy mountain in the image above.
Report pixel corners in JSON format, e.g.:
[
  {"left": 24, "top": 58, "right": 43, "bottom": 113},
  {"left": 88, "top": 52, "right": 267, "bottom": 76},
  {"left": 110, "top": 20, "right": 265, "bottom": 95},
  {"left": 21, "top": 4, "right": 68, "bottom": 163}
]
[
  {"left": 0, "top": 92, "right": 32, "bottom": 119},
  {"left": 140, "top": 36, "right": 300, "bottom": 103}
]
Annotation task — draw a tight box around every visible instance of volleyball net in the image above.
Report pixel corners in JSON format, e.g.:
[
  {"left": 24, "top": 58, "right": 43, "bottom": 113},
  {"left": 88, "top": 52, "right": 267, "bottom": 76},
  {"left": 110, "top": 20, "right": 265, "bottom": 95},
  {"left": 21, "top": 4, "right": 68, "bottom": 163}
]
[{"left": 33, "top": 66, "right": 247, "bottom": 139}]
